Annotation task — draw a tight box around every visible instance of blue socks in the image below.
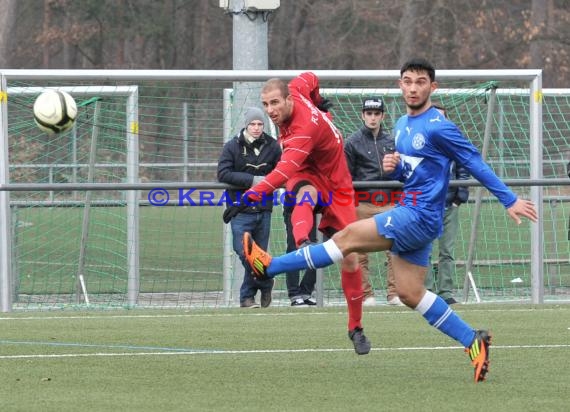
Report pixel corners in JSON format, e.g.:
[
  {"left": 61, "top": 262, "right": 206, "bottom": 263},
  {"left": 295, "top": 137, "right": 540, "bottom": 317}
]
[
  {"left": 268, "top": 239, "right": 344, "bottom": 277},
  {"left": 415, "top": 291, "right": 476, "bottom": 347}
]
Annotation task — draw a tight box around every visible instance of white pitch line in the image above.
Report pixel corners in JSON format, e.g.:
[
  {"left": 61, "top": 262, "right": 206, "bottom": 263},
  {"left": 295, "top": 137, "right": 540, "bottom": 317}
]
[
  {"left": 0, "top": 306, "right": 568, "bottom": 322},
  {"left": 0, "top": 312, "right": 354, "bottom": 321},
  {"left": 0, "top": 344, "right": 568, "bottom": 360}
]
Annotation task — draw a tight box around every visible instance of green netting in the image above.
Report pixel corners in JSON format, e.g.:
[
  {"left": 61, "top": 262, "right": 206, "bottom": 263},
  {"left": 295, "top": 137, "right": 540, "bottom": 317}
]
[
  {"left": 324, "top": 80, "right": 568, "bottom": 302},
  {"left": 4, "top": 75, "right": 569, "bottom": 310}
]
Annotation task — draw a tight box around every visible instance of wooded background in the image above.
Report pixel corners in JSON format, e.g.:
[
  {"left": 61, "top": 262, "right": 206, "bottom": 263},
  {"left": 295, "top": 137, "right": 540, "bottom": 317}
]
[{"left": 0, "top": 0, "right": 568, "bottom": 87}]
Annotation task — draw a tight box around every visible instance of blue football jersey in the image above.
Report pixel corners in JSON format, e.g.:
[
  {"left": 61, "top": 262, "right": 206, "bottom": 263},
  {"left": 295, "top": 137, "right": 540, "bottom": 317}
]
[{"left": 391, "top": 106, "right": 517, "bottom": 221}]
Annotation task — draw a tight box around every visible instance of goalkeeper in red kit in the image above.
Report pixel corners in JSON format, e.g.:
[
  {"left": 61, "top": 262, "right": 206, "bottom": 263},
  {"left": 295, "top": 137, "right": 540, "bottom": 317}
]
[{"left": 245, "top": 72, "right": 370, "bottom": 354}]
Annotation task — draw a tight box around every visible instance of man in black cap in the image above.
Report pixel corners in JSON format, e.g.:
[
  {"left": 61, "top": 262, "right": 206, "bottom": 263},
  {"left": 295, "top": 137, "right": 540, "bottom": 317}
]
[
  {"left": 344, "top": 97, "right": 402, "bottom": 306},
  {"left": 217, "top": 107, "right": 281, "bottom": 308}
]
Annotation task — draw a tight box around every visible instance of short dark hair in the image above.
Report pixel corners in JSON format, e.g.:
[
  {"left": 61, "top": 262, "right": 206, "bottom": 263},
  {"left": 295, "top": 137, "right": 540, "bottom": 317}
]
[{"left": 400, "top": 58, "right": 436, "bottom": 82}]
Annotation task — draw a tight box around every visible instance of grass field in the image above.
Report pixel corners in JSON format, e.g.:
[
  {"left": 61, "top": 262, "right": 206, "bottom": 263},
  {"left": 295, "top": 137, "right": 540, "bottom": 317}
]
[{"left": 1, "top": 303, "right": 569, "bottom": 411}]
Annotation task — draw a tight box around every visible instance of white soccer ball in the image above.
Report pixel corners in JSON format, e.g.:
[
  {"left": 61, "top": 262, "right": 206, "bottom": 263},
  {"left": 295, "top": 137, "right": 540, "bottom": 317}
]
[{"left": 33, "top": 90, "right": 77, "bottom": 134}]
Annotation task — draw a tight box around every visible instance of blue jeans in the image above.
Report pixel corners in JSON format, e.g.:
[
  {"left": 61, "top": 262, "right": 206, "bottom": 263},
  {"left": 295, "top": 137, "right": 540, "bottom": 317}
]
[{"left": 231, "top": 211, "right": 274, "bottom": 303}]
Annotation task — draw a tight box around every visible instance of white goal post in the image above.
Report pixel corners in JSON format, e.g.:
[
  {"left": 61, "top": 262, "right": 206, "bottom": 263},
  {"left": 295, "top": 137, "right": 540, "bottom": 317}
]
[
  {"left": 0, "top": 84, "right": 139, "bottom": 311},
  {"left": 0, "top": 69, "right": 544, "bottom": 312}
]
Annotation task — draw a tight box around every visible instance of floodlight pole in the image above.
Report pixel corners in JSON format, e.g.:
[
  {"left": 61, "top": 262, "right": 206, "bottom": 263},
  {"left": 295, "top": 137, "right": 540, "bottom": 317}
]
[
  {"left": 221, "top": 0, "right": 279, "bottom": 306},
  {"left": 227, "top": 0, "right": 277, "bottom": 126}
]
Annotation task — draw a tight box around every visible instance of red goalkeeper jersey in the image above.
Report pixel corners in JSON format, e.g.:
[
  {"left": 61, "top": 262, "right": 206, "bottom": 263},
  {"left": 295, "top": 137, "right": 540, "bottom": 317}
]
[{"left": 250, "top": 72, "right": 353, "bottom": 196}]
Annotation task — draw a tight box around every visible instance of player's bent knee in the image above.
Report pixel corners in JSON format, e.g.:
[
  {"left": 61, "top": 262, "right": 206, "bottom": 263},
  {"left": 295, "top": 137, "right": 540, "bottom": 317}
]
[
  {"left": 396, "top": 287, "right": 424, "bottom": 308},
  {"left": 331, "top": 225, "right": 357, "bottom": 254}
]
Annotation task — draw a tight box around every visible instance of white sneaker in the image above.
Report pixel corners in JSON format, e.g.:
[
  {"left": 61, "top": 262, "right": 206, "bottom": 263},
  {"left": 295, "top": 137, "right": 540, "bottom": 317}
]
[
  {"left": 363, "top": 296, "right": 376, "bottom": 306},
  {"left": 290, "top": 298, "right": 308, "bottom": 307},
  {"left": 387, "top": 296, "right": 404, "bottom": 306},
  {"left": 303, "top": 296, "right": 317, "bottom": 306}
]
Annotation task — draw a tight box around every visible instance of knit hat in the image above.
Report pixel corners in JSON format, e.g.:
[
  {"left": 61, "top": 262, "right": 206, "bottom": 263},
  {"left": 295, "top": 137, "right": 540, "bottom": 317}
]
[{"left": 244, "top": 107, "right": 265, "bottom": 127}]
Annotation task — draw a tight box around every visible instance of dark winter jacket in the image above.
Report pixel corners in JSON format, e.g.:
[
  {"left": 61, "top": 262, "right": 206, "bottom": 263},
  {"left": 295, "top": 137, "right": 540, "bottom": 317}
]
[
  {"left": 446, "top": 162, "right": 470, "bottom": 208},
  {"left": 344, "top": 125, "right": 396, "bottom": 203},
  {"left": 217, "top": 130, "right": 281, "bottom": 213}
]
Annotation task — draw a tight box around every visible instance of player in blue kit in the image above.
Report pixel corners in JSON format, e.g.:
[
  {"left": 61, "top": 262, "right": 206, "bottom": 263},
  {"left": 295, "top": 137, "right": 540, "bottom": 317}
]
[{"left": 244, "top": 58, "right": 537, "bottom": 382}]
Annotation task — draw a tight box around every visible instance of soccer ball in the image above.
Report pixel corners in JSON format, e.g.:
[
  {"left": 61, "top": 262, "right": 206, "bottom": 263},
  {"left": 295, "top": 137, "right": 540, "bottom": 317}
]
[{"left": 33, "top": 90, "right": 77, "bottom": 134}]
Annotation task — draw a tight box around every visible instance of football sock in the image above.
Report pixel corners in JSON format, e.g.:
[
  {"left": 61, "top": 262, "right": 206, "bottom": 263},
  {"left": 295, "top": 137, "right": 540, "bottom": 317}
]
[
  {"left": 341, "top": 266, "right": 363, "bottom": 331},
  {"left": 267, "top": 239, "right": 343, "bottom": 276},
  {"left": 415, "top": 290, "right": 476, "bottom": 347},
  {"left": 291, "top": 203, "right": 315, "bottom": 247}
]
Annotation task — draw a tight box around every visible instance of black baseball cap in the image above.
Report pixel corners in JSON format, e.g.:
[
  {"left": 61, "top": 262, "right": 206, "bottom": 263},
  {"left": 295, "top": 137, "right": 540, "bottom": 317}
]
[{"left": 362, "top": 97, "right": 384, "bottom": 112}]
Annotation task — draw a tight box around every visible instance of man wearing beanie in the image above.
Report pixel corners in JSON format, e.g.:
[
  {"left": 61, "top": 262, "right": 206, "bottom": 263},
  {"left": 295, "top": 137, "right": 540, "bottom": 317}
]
[
  {"left": 244, "top": 107, "right": 265, "bottom": 130},
  {"left": 344, "top": 97, "right": 402, "bottom": 306},
  {"left": 217, "top": 107, "right": 281, "bottom": 308}
]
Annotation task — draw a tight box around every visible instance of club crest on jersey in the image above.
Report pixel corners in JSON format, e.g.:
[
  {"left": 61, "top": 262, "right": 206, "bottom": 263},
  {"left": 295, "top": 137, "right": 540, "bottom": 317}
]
[{"left": 412, "top": 133, "right": 425, "bottom": 150}]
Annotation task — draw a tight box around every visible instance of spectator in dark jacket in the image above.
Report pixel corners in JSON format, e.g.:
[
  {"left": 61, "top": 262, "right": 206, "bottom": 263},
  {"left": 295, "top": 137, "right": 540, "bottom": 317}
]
[
  {"left": 344, "top": 97, "right": 401, "bottom": 306},
  {"left": 424, "top": 105, "right": 470, "bottom": 304},
  {"left": 217, "top": 107, "right": 281, "bottom": 308}
]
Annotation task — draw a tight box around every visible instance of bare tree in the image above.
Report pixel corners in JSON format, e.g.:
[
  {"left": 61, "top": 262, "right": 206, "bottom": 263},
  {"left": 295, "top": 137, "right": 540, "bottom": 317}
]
[
  {"left": 529, "top": 0, "right": 547, "bottom": 69},
  {"left": 430, "top": 0, "right": 459, "bottom": 67},
  {"left": 0, "top": 0, "right": 18, "bottom": 68},
  {"left": 1, "top": 0, "right": 569, "bottom": 86},
  {"left": 268, "top": 0, "right": 311, "bottom": 68},
  {"left": 398, "top": 0, "right": 432, "bottom": 66},
  {"left": 41, "top": 0, "right": 52, "bottom": 68}
]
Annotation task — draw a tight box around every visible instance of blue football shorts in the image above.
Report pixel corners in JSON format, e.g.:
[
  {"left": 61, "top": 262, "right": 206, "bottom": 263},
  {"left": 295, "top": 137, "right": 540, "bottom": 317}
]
[{"left": 374, "top": 206, "right": 441, "bottom": 267}]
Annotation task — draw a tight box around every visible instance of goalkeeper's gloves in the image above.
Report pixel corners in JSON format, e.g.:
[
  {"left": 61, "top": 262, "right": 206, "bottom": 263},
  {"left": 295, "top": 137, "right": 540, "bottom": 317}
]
[{"left": 317, "top": 98, "right": 333, "bottom": 113}]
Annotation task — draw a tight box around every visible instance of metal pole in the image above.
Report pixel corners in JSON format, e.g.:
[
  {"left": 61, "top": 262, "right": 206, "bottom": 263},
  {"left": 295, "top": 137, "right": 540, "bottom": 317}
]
[
  {"left": 230, "top": 0, "right": 269, "bottom": 134},
  {"left": 462, "top": 88, "right": 497, "bottom": 302},
  {"left": 10, "top": 206, "right": 19, "bottom": 301},
  {"left": 182, "top": 102, "right": 189, "bottom": 183},
  {"left": 0, "top": 74, "right": 12, "bottom": 312},
  {"left": 76, "top": 100, "right": 101, "bottom": 304},
  {"left": 126, "top": 88, "right": 140, "bottom": 307},
  {"left": 546, "top": 199, "right": 559, "bottom": 294},
  {"left": 72, "top": 124, "right": 78, "bottom": 200},
  {"left": 498, "top": 100, "right": 505, "bottom": 178},
  {"left": 221, "top": 88, "right": 237, "bottom": 306},
  {"left": 529, "top": 74, "right": 544, "bottom": 304},
  {"left": 223, "top": 1, "right": 275, "bottom": 305}
]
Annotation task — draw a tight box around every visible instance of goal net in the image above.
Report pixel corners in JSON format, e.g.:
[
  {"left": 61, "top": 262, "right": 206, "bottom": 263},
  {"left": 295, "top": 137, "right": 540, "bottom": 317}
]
[
  {"left": 0, "top": 70, "right": 567, "bottom": 311},
  {"left": 322, "top": 83, "right": 568, "bottom": 303}
]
